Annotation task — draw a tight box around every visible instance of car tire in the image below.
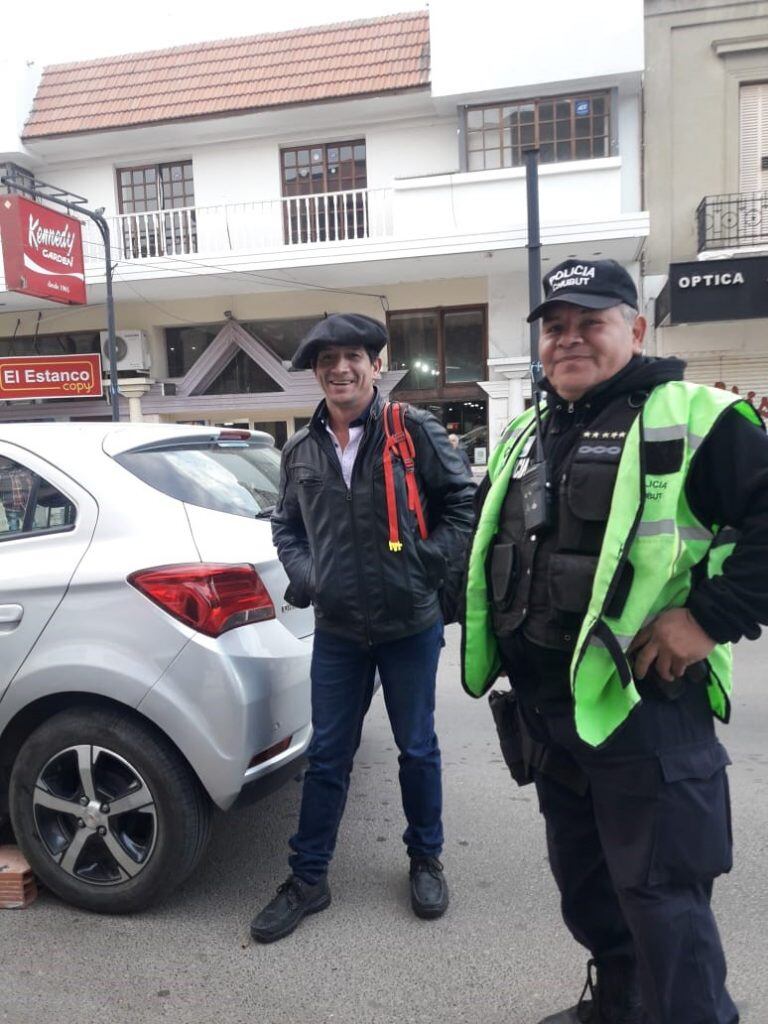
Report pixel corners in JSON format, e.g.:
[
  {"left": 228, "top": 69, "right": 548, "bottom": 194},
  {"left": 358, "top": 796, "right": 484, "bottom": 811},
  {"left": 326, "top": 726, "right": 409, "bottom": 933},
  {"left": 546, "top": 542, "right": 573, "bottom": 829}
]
[{"left": 9, "top": 706, "right": 212, "bottom": 914}]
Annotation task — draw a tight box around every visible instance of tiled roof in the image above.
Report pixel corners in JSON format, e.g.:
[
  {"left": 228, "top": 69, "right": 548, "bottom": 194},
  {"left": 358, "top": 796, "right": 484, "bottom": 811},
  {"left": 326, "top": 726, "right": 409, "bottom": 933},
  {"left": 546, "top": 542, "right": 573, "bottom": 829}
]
[{"left": 23, "top": 11, "right": 430, "bottom": 139}]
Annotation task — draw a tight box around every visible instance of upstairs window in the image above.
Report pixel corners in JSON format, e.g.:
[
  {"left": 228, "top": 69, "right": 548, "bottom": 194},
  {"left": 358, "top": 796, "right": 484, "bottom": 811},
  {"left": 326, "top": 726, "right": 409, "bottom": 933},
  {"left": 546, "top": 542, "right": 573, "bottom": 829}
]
[
  {"left": 280, "top": 141, "right": 367, "bottom": 243},
  {"left": 465, "top": 91, "right": 611, "bottom": 171},
  {"left": 117, "top": 161, "right": 196, "bottom": 257}
]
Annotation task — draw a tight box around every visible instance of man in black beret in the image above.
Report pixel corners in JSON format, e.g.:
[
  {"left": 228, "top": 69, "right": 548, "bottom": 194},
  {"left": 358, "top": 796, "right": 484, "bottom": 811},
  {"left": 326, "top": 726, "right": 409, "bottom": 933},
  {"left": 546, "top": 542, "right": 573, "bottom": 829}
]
[{"left": 251, "top": 313, "right": 475, "bottom": 943}]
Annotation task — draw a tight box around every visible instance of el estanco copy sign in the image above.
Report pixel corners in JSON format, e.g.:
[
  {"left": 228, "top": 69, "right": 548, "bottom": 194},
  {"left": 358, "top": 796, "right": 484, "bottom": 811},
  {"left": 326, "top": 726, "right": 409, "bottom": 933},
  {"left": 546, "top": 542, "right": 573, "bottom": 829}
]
[
  {"left": 0, "top": 195, "right": 87, "bottom": 305},
  {"left": 0, "top": 354, "right": 103, "bottom": 401}
]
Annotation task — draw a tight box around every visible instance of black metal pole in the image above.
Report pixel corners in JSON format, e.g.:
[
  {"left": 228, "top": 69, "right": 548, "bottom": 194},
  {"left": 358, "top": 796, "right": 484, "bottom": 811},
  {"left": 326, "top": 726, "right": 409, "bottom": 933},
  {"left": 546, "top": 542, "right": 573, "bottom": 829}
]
[
  {"left": 523, "top": 148, "right": 542, "bottom": 380},
  {"left": 94, "top": 216, "right": 120, "bottom": 420},
  {"left": 0, "top": 176, "right": 120, "bottom": 420}
]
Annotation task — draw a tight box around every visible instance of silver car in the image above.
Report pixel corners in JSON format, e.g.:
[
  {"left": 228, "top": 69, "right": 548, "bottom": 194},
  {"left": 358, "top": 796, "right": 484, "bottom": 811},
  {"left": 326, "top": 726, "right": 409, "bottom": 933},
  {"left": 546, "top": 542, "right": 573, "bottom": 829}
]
[{"left": 0, "top": 423, "right": 313, "bottom": 913}]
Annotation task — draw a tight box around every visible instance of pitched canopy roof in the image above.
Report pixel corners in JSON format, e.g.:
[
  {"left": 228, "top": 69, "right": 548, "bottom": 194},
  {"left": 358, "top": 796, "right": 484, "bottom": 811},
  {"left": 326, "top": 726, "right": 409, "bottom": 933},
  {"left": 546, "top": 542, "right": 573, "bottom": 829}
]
[{"left": 23, "top": 11, "right": 430, "bottom": 139}]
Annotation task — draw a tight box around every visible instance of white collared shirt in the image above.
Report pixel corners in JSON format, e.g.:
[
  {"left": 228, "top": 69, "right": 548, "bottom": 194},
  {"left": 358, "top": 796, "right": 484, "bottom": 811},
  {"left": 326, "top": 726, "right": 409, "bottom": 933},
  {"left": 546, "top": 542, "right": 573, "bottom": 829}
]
[{"left": 326, "top": 422, "right": 365, "bottom": 488}]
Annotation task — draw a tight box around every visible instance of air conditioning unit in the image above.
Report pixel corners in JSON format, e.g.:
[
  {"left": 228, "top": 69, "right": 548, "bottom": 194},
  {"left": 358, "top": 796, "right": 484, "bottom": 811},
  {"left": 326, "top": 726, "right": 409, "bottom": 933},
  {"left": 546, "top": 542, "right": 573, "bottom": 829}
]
[{"left": 99, "top": 330, "right": 151, "bottom": 372}]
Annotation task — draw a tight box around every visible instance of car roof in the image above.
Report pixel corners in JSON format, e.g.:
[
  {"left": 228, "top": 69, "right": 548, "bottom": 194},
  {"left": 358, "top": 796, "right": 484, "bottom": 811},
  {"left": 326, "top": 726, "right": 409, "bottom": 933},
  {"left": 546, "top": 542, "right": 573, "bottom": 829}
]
[{"left": 0, "top": 423, "right": 274, "bottom": 461}]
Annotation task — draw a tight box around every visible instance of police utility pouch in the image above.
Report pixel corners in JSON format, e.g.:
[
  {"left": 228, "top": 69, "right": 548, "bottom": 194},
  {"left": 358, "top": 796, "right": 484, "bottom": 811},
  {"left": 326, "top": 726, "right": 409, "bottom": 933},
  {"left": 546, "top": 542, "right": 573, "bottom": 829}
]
[
  {"left": 489, "top": 543, "right": 518, "bottom": 610},
  {"left": 488, "top": 688, "right": 532, "bottom": 786},
  {"left": 488, "top": 688, "right": 589, "bottom": 794},
  {"left": 520, "top": 461, "right": 551, "bottom": 532}
]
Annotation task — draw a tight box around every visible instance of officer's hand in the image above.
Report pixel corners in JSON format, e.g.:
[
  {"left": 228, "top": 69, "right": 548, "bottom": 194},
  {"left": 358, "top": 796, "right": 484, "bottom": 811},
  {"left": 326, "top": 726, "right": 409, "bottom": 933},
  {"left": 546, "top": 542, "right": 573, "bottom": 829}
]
[{"left": 629, "top": 608, "right": 716, "bottom": 683}]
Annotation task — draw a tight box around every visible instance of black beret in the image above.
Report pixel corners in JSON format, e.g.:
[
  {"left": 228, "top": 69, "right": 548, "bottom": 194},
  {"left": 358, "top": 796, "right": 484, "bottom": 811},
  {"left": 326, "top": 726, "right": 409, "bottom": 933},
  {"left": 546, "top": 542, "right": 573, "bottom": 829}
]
[{"left": 291, "top": 313, "right": 388, "bottom": 370}]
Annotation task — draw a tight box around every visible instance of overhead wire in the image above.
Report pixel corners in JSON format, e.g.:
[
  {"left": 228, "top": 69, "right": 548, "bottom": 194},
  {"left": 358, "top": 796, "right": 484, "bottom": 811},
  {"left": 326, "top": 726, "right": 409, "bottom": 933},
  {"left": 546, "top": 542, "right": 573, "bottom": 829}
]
[{"left": 2, "top": 227, "right": 393, "bottom": 338}]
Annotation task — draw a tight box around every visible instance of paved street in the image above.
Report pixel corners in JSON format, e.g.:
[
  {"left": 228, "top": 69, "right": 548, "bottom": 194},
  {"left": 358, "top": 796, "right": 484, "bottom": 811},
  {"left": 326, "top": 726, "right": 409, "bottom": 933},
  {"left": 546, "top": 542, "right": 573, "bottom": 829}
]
[{"left": 2, "top": 625, "right": 767, "bottom": 1024}]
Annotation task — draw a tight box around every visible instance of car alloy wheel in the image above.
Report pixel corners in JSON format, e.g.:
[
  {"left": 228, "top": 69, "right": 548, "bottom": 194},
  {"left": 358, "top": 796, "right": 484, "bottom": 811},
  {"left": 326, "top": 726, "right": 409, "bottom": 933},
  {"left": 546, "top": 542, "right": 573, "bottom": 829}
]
[
  {"left": 33, "top": 744, "right": 157, "bottom": 885},
  {"left": 10, "top": 707, "right": 212, "bottom": 913}
]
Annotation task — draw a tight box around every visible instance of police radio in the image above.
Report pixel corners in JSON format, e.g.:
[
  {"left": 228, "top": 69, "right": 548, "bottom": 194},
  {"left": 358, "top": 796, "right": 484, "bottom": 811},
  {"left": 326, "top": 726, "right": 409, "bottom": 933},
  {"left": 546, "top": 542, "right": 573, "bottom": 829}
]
[{"left": 521, "top": 360, "right": 552, "bottom": 533}]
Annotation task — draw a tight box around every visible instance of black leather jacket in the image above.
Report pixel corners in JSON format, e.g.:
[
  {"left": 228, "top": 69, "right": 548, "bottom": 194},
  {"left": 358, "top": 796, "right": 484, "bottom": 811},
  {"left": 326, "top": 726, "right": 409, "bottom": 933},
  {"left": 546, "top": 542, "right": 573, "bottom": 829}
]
[{"left": 272, "top": 389, "right": 476, "bottom": 645}]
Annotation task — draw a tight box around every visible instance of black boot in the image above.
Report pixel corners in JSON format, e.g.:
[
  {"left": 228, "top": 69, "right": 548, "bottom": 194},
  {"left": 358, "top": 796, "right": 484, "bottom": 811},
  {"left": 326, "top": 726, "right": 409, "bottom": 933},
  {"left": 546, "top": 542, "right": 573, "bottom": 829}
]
[
  {"left": 409, "top": 856, "right": 449, "bottom": 919},
  {"left": 250, "top": 874, "right": 331, "bottom": 943},
  {"left": 537, "top": 958, "right": 642, "bottom": 1024}
]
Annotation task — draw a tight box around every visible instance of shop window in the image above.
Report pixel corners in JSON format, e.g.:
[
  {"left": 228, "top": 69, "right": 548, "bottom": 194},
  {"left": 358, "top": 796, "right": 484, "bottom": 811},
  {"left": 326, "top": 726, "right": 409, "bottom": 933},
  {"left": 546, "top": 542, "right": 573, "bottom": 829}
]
[
  {"left": 388, "top": 312, "right": 440, "bottom": 391},
  {"left": 166, "top": 318, "right": 324, "bottom": 377},
  {"left": 166, "top": 324, "right": 223, "bottom": 377},
  {"left": 0, "top": 331, "right": 100, "bottom": 358},
  {"left": 204, "top": 351, "right": 280, "bottom": 395},
  {"left": 242, "top": 318, "right": 322, "bottom": 363},
  {"left": 465, "top": 92, "right": 610, "bottom": 171},
  {"left": 253, "top": 421, "right": 288, "bottom": 449},
  {"left": 418, "top": 400, "right": 488, "bottom": 466},
  {"left": 388, "top": 306, "right": 487, "bottom": 398}
]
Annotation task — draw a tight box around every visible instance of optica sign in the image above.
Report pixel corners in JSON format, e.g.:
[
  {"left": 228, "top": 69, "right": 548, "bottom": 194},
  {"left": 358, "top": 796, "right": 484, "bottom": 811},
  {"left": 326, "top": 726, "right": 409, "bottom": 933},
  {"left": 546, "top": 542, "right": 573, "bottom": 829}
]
[
  {"left": 0, "top": 195, "right": 87, "bottom": 305},
  {"left": 0, "top": 354, "right": 103, "bottom": 400}
]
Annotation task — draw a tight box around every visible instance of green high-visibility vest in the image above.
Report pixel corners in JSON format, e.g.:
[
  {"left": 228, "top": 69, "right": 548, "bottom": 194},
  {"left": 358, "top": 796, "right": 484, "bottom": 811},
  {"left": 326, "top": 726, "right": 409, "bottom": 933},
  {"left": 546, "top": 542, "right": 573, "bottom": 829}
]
[{"left": 462, "top": 380, "right": 763, "bottom": 747}]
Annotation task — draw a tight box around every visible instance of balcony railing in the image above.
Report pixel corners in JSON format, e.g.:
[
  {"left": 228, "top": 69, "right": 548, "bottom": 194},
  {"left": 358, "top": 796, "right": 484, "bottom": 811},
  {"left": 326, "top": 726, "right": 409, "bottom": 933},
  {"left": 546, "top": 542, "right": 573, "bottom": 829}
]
[
  {"left": 697, "top": 192, "right": 768, "bottom": 252},
  {"left": 102, "top": 188, "right": 392, "bottom": 261}
]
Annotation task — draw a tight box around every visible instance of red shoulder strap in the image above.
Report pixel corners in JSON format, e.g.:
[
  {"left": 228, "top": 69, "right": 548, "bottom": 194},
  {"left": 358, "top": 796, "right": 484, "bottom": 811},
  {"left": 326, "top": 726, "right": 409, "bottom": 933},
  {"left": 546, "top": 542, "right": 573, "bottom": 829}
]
[{"left": 382, "top": 401, "right": 429, "bottom": 553}]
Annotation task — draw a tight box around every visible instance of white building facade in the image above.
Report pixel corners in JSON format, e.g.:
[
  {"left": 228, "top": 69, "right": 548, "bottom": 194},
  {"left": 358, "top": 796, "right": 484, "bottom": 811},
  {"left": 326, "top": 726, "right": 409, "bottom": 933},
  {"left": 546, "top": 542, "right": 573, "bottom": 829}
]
[{"left": 0, "top": 1, "right": 648, "bottom": 455}]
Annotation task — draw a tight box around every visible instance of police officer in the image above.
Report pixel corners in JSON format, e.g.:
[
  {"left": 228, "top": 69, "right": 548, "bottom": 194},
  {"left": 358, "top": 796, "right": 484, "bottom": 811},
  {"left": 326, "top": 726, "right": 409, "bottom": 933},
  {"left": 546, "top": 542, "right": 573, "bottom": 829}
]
[
  {"left": 461, "top": 259, "right": 768, "bottom": 1023},
  {"left": 251, "top": 314, "right": 475, "bottom": 943}
]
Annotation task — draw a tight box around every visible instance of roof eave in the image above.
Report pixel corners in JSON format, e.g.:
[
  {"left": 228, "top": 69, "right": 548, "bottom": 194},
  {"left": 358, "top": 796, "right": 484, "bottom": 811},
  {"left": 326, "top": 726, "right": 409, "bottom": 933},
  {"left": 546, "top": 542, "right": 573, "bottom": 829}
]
[{"left": 21, "top": 82, "right": 432, "bottom": 143}]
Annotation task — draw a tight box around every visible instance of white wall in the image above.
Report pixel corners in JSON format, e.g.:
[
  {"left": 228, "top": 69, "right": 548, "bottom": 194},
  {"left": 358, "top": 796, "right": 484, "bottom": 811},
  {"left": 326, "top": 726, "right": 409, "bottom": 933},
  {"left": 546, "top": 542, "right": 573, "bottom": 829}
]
[
  {"left": 366, "top": 118, "right": 459, "bottom": 186},
  {"left": 618, "top": 90, "right": 642, "bottom": 212},
  {"left": 393, "top": 159, "right": 624, "bottom": 236},
  {"left": 40, "top": 112, "right": 460, "bottom": 221},
  {"left": 429, "top": 0, "right": 644, "bottom": 99}
]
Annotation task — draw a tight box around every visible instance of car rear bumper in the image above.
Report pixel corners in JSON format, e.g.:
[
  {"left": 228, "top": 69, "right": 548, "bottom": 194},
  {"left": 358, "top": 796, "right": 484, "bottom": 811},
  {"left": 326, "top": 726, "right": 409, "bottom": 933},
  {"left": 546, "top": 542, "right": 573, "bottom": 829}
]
[{"left": 138, "top": 621, "right": 313, "bottom": 810}]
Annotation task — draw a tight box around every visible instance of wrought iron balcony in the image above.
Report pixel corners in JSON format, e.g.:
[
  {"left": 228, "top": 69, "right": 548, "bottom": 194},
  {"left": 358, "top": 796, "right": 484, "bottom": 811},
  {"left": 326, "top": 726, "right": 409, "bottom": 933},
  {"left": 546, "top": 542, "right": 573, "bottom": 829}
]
[{"left": 697, "top": 192, "right": 768, "bottom": 252}]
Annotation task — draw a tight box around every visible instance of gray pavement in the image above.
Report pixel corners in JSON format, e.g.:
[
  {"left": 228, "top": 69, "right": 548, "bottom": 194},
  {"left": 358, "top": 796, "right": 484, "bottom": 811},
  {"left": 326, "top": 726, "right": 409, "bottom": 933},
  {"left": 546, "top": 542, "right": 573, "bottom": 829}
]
[{"left": 1, "top": 625, "right": 766, "bottom": 1024}]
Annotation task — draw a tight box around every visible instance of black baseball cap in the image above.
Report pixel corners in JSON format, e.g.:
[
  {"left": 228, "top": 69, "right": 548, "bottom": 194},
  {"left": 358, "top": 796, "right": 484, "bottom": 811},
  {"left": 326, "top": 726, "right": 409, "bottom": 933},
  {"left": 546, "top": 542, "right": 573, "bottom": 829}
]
[
  {"left": 291, "top": 313, "right": 388, "bottom": 370},
  {"left": 527, "top": 258, "right": 638, "bottom": 322}
]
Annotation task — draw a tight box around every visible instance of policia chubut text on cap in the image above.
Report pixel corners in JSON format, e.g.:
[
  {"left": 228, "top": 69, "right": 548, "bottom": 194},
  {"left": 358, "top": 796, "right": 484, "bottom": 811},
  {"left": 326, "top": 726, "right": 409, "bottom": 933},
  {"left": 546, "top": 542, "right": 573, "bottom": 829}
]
[{"left": 461, "top": 259, "right": 768, "bottom": 1024}]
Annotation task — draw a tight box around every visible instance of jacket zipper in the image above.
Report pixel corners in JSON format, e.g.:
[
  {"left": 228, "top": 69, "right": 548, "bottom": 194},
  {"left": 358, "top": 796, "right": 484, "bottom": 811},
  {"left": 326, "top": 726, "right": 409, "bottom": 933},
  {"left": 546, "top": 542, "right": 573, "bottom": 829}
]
[{"left": 312, "top": 420, "right": 373, "bottom": 644}]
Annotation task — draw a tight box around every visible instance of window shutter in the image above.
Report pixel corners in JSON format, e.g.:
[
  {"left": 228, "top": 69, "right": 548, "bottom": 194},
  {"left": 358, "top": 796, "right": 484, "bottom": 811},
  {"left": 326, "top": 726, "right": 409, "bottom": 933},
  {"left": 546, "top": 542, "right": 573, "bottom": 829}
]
[
  {"left": 685, "top": 354, "right": 768, "bottom": 411},
  {"left": 739, "top": 84, "right": 768, "bottom": 192}
]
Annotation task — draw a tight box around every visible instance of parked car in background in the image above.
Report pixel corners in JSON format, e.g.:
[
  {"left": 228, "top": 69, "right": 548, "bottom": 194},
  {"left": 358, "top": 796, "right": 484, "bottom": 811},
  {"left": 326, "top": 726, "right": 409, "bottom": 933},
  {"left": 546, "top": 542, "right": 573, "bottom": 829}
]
[{"left": 0, "top": 423, "right": 313, "bottom": 913}]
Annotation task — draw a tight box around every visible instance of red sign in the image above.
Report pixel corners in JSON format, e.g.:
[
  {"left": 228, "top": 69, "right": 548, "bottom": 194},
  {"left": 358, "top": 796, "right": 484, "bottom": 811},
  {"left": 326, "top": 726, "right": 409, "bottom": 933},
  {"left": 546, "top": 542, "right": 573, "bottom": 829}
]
[
  {"left": 0, "top": 195, "right": 86, "bottom": 305},
  {"left": 0, "top": 354, "right": 103, "bottom": 401}
]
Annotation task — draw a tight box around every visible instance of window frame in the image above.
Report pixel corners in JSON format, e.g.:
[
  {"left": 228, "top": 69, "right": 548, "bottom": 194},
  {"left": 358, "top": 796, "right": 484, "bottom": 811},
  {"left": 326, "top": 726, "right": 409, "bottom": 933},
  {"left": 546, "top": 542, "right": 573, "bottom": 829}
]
[
  {"left": 279, "top": 139, "right": 368, "bottom": 244},
  {"left": 116, "top": 160, "right": 195, "bottom": 215},
  {"left": 463, "top": 90, "right": 612, "bottom": 171},
  {"left": 386, "top": 304, "right": 488, "bottom": 403}
]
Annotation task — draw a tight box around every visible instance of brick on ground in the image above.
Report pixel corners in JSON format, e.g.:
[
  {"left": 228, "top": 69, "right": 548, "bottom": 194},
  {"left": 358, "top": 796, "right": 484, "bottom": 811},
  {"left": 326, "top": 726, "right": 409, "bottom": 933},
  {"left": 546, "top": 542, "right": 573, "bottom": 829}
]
[{"left": 0, "top": 845, "right": 38, "bottom": 909}]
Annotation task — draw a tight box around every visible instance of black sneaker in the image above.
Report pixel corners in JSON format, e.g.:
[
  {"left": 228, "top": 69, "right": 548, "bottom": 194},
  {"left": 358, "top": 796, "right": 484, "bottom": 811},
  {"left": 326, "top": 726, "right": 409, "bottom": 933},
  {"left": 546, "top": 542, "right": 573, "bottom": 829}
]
[
  {"left": 409, "top": 857, "right": 449, "bottom": 919},
  {"left": 250, "top": 875, "right": 331, "bottom": 943}
]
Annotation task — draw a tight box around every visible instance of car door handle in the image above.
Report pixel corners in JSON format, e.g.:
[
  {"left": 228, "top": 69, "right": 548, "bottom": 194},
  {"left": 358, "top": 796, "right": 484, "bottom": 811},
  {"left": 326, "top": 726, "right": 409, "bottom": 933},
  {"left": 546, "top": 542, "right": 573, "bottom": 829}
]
[{"left": 0, "top": 604, "right": 23, "bottom": 626}]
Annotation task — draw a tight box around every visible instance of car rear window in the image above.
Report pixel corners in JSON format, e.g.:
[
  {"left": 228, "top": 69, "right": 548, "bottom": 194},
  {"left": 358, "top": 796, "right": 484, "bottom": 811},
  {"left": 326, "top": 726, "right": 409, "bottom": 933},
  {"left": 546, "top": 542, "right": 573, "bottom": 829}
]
[{"left": 114, "top": 440, "right": 281, "bottom": 518}]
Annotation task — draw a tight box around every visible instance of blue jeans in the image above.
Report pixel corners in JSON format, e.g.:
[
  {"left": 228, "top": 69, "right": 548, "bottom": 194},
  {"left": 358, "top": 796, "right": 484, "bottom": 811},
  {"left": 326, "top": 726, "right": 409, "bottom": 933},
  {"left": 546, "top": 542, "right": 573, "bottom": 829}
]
[{"left": 288, "top": 620, "right": 444, "bottom": 883}]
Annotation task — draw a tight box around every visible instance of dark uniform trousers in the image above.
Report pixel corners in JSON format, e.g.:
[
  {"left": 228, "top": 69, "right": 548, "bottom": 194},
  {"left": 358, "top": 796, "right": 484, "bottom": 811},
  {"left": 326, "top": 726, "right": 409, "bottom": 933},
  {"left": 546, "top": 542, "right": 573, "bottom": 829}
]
[{"left": 505, "top": 640, "right": 738, "bottom": 1024}]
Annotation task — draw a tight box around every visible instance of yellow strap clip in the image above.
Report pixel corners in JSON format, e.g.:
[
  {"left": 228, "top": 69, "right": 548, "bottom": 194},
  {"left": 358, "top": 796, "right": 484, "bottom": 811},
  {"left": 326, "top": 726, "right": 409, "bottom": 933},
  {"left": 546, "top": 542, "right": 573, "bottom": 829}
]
[{"left": 388, "top": 540, "right": 403, "bottom": 552}]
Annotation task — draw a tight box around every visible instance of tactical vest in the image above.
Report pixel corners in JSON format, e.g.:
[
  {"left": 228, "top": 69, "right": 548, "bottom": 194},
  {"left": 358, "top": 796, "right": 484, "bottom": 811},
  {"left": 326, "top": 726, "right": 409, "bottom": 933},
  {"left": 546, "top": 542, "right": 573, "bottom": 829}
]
[
  {"left": 489, "top": 395, "right": 643, "bottom": 650},
  {"left": 462, "top": 381, "right": 763, "bottom": 747}
]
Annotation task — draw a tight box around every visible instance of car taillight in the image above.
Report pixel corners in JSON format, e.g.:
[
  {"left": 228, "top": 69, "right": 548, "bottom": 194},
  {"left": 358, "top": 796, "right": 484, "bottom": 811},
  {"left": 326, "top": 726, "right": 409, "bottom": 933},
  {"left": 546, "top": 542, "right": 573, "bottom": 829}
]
[{"left": 128, "top": 564, "right": 275, "bottom": 637}]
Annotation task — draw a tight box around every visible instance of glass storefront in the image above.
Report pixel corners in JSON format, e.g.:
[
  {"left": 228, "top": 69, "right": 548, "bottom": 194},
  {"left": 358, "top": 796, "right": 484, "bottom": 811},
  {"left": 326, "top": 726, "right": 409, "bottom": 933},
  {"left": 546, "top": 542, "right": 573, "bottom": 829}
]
[
  {"left": 414, "top": 399, "right": 488, "bottom": 465},
  {"left": 166, "top": 317, "right": 322, "bottom": 376}
]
